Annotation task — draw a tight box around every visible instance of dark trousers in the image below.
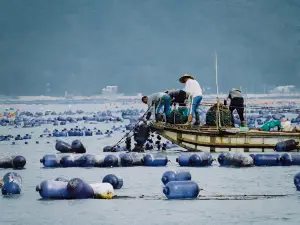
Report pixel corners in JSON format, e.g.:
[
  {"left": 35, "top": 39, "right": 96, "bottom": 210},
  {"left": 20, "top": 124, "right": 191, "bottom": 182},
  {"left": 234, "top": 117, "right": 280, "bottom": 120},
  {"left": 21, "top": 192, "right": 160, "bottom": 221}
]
[{"left": 229, "top": 98, "right": 244, "bottom": 126}]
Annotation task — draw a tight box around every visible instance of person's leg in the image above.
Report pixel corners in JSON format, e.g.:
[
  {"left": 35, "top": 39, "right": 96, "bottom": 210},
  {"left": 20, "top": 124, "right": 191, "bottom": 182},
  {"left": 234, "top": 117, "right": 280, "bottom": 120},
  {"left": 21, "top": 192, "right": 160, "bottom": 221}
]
[
  {"left": 229, "top": 106, "right": 235, "bottom": 127},
  {"left": 163, "top": 95, "right": 171, "bottom": 118},
  {"left": 237, "top": 105, "right": 245, "bottom": 126},
  {"left": 193, "top": 96, "right": 202, "bottom": 125}
]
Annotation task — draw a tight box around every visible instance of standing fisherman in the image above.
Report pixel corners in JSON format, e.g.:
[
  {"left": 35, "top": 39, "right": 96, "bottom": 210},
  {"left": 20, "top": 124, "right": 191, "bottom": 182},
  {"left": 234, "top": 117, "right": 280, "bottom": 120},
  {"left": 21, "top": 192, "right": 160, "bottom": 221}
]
[
  {"left": 226, "top": 88, "right": 245, "bottom": 127},
  {"left": 142, "top": 92, "right": 171, "bottom": 122},
  {"left": 179, "top": 74, "right": 203, "bottom": 125}
]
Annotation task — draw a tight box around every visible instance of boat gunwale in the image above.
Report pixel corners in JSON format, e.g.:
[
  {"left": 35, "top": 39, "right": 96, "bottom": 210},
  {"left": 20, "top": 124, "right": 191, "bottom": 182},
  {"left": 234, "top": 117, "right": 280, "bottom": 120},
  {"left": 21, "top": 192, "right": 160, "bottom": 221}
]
[{"left": 151, "top": 123, "right": 300, "bottom": 138}]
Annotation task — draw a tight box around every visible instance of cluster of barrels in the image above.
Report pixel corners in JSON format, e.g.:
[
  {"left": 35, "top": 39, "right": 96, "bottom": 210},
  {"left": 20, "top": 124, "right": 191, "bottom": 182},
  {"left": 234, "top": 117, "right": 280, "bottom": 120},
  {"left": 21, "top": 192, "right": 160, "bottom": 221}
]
[
  {"left": 161, "top": 171, "right": 200, "bottom": 199},
  {"left": 0, "top": 172, "right": 123, "bottom": 198},
  {"left": 36, "top": 174, "right": 123, "bottom": 199},
  {"left": 41, "top": 153, "right": 168, "bottom": 168},
  {"left": 176, "top": 152, "right": 300, "bottom": 167}
]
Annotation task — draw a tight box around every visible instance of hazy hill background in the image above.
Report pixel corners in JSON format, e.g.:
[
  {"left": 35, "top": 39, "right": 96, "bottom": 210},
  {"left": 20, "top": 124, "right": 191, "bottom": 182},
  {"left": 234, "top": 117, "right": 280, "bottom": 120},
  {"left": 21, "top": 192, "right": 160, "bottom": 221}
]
[{"left": 0, "top": 0, "right": 299, "bottom": 96}]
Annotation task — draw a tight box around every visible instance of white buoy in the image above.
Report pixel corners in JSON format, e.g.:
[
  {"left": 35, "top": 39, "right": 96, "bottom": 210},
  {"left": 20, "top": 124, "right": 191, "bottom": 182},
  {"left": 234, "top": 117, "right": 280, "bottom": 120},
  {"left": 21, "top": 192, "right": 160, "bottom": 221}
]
[{"left": 90, "top": 183, "right": 115, "bottom": 199}]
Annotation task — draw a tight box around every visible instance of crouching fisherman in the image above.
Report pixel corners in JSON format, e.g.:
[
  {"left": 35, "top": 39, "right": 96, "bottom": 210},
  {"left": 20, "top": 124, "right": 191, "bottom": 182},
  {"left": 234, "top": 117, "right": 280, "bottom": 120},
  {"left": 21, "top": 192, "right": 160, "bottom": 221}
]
[
  {"left": 226, "top": 88, "right": 245, "bottom": 127},
  {"left": 164, "top": 90, "right": 187, "bottom": 107},
  {"left": 142, "top": 92, "right": 171, "bottom": 122}
]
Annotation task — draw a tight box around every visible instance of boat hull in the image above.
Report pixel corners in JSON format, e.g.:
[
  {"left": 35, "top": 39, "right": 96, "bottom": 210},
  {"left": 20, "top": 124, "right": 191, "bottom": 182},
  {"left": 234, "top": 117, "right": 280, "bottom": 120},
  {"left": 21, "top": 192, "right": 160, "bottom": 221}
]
[{"left": 151, "top": 124, "right": 300, "bottom": 152}]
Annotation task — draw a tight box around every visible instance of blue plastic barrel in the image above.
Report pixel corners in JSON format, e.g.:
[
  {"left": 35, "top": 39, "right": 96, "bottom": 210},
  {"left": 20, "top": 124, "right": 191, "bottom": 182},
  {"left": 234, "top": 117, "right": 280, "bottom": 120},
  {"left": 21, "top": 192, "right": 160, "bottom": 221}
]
[
  {"left": 163, "top": 180, "right": 200, "bottom": 199},
  {"left": 71, "top": 140, "right": 86, "bottom": 153},
  {"left": 75, "top": 154, "right": 95, "bottom": 167},
  {"left": 275, "top": 139, "right": 299, "bottom": 152},
  {"left": 253, "top": 154, "right": 281, "bottom": 166},
  {"left": 12, "top": 155, "right": 26, "bottom": 169},
  {"left": 143, "top": 154, "right": 168, "bottom": 167},
  {"left": 85, "top": 130, "right": 93, "bottom": 136},
  {"left": 103, "top": 146, "right": 113, "bottom": 152},
  {"left": 40, "top": 154, "right": 61, "bottom": 168},
  {"left": 60, "top": 155, "right": 79, "bottom": 167},
  {"left": 55, "top": 141, "right": 72, "bottom": 153},
  {"left": 189, "top": 153, "right": 213, "bottom": 167},
  {"left": 218, "top": 152, "right": 253, "bottom": 167},
  {"left": 161, "top": 171, "right": 191, "bottom": 185},
  {"left": 94, "top": 155, "right": 105, "bottom": 167},
  {"left": 176, "top": 154, "right": 191, "bottom": 167},
  {"left": 2, "top": 172, "right": 22, "bottom": 195},
  {"left": 103, "top": 154, "right": 119, "bottom": 167},
  {"left": 67, "top": 178, "right": 94, "bottom": 199},
  {"left": 36, "top": 180, "right": 69, "bottom": 199},
  {"left": 120, "top": 153, "right": 144, "bottom": 167},
  {"left": 294, "top": 172, "right": 300, "bottom": 191},
  {"left": 68, "top": 130, "right": 75, "bottom": 136},
  {"left": 0, "top": 155, "right": 26, "bottom": 169},
  {"left": 280, "top": 153, "right": 300, "bottom": 166},
  {"left": 102, "top": 174, "right": 123, "bottom": 189}
]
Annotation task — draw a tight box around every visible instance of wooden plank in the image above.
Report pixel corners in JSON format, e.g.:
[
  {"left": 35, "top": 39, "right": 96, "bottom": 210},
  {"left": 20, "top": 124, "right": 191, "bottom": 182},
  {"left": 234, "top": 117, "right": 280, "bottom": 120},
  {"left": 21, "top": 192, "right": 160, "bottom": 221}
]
[{"left": 177, "top": 137, "right": 276, "bottom": 149}]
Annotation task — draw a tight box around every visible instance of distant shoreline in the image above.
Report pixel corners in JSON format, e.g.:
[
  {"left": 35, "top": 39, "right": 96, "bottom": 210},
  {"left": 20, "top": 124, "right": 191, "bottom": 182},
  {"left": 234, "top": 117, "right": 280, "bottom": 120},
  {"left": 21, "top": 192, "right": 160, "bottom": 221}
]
[{"left": 0, "top": 93, "right": 299, "bottom": 105}]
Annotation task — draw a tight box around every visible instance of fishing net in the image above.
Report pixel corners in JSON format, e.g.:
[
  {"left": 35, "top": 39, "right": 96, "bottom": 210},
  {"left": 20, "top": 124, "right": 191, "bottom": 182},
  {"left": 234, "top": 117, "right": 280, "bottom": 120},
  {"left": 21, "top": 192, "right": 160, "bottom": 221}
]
[
  {"left": 166, "top": 107, "right": 189, "bottom": 124},
  {"left": 205, "top": 103, "right": 232, "bottom": 127}
]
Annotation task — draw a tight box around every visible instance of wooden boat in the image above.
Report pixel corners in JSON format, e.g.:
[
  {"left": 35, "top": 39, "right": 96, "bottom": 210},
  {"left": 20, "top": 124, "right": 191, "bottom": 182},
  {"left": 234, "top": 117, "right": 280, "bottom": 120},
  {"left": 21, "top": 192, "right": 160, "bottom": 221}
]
[{"left": 150, "top": 123, "right": 300, "bottom": 152}]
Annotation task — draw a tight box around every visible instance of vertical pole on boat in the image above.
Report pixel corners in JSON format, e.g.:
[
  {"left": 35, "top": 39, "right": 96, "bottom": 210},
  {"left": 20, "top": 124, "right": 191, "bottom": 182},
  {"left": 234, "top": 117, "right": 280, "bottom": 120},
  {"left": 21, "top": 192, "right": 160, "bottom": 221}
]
[
  {"left": 245, "top": 88, "right": 248, "bottom": 126},
  {"left": 215, "top": 52, "right": 221, "bottom": 129}
]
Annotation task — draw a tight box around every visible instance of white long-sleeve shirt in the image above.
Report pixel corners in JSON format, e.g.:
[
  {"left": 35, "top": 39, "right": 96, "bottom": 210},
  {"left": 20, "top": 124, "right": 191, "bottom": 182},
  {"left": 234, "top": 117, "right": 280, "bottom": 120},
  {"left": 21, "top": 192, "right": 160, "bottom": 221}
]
[{"left": 183, "top": 79, "right": 202, "bottom": 98}]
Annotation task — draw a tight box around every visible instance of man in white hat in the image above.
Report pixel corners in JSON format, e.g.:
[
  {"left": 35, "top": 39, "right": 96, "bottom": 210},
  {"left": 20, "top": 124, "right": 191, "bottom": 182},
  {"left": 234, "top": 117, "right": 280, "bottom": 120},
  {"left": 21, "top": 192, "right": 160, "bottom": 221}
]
[{"left": 179, "top": 74, "right": 203, "bottom": 125}]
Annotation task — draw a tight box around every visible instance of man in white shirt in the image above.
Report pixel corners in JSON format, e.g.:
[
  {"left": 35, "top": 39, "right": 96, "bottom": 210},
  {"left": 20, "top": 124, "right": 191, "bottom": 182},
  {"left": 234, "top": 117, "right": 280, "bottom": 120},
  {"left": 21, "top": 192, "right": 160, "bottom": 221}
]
[{"left": 179, "top": 74, "right": 203, "bottom": 125}]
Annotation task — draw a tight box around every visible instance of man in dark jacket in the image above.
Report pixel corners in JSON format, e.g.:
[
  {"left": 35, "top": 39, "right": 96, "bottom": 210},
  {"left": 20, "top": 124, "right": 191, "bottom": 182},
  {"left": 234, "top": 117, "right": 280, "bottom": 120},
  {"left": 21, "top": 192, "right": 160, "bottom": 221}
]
[
  {"left": 226, "top": 88, "right": 245, "bottom": 127},
  {"left": 164, "top": 90, "right": 187, "bottom": 107}
]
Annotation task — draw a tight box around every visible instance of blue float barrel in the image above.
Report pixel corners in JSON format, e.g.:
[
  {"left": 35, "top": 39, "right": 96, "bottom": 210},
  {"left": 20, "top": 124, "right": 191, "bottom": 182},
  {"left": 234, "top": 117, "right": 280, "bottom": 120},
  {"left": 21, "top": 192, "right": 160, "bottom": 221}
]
[
  {"left": 189, "top": 153, "right": 213, "bottom": 167},
  {"left": 103, "top": 154, "right": 119, "bottom": 167},
  {"left": 102, "top": 174, "right": 123, "bottom": 189},
  {"left": 36, "top": 180, "right": 69, "bottom": 199},
  {"left": 60, "top": 155, "right": 79, "bottom": 167},
  {"left": 143, "top": 154, "right": 168, "bottom": 167},
  {"left": 161, "top": 171, "right": 191, "bottom": 185},
  {"left": 120, "top": 153, "right": 144, "bottom": 167},
  {"left": 94, "top": 155, "right": 105, "bottom": 167},
  {"left": 71, "top": 140, "right": 86, "bottom": 153},
  {"left": 67, "top": 178, "right": 94, "bottom": 199},
  {"left": 294, "top": 172, "right": 300, "bottom": 191},
  {"left": 40, "top": 154, "right": 61, "bottom": 168},
  {"left": 275, "top": 139, "right": 299, "bottom": 152},
  {"left": 0, "top": 155, "right": 26, "bottom": 169},
  {"left": 2, "top": 172, "right": 22, "bottom": 195},
  {"left": 75, "top": 154, "right": 96, "bottom": 167},
  {"left": 68, "top": 130, "right": 75, "bottom": 136},
  {"left": 85, "top": 130, "right": 93, "bottom": 136},
  {"left": 55, "top": 141, "right": 72, "bottom": 153},
  {"left": 103, "top": 146, "right": 113, "bottom": 152},
  {"left": 218, "top": 152, "right": 253, "bottom": 167},
  {"left": 176, "top": 153, "right": 191, "bottom": 166},
  {"left": 163, "top": 181, "right": 200, "bottom": 199},
  {"left": 280, "top": 153, "right": 300, "bottom": 166},
  {"left": 12, "top": 155, "right": 26, "bottom": 169},
  {"left": 253, "top": 154, "right": 281, "bottom": 166}
]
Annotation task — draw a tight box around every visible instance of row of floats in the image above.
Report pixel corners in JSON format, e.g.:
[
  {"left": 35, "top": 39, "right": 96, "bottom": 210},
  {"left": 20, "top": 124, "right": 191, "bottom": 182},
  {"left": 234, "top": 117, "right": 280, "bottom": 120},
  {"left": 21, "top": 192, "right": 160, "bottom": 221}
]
[
  {"left": 2, "top": 152, "right": 300, "bottom": 170},
  {"left": 40, "top": 152, "right": 300, "bottom": 168},
  {"left": 2, "top": 170, "right": 300, "bottom": 199}
]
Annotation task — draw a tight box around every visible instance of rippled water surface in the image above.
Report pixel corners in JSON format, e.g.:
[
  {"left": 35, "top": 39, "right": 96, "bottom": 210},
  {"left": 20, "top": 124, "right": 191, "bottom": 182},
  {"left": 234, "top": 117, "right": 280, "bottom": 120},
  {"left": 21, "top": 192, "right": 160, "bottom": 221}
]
[{"left": 0, "top": 104, "right": 300, "bottom": 225}]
